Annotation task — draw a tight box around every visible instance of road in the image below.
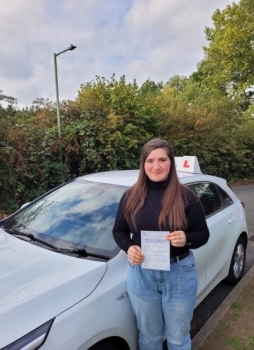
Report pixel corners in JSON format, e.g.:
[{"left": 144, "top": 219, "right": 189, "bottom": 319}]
[
  {"left": 232, "top": 184, "right": 254, "bottom": 237},
  {"left": 190, "top": 184, "right": 254, "bottom": 338}
]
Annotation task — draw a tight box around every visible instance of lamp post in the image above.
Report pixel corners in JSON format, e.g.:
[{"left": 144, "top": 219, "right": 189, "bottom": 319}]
[{"left": 54, "top": 44, "right": 77, "bottom": 180}]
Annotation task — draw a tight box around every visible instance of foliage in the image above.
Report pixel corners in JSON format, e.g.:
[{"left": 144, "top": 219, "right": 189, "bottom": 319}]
[
  {"left": 0, "top": 77, "right": 162, "bottom": 213},
  {"left": 66, "top": 75, "right": 161, "bottom": 173},
  {"left": 0, "top": 97, "right": 68, "bottom": 213},
  {"left": 0, "top": 90, "right": 17, "bottom": 105},
  {"left": 157, "top": 80, "right": 252, "bottom": 179},
  {"left": 192, "top": 0, "right": 254, "bottom": 107}
]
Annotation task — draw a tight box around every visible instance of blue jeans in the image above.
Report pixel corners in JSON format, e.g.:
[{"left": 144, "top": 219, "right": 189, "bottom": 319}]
[{"left": 127, "top": 252, "right": 197, "bottom": 350}]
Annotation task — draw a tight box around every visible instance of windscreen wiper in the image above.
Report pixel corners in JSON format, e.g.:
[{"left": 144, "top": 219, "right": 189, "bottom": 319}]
[
  {"left": 4, "top": 228, "right": 110, "bottom": 260},
  {"left": 4, "top": 228, "right": 57, "bottom": 249},
  {"left": 54, "top": 247, "right": 110, "bottom": 260}
]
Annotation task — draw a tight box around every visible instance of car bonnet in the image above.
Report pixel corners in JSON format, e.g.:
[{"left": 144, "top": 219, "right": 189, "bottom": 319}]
[{"left": 0, "top": 227, "right": 107, "bottom": 347}]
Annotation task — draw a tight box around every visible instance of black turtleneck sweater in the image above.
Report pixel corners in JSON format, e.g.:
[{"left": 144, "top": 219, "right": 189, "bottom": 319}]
[{"left": 112, "top": 178, "right": 210, "bottom": 257}]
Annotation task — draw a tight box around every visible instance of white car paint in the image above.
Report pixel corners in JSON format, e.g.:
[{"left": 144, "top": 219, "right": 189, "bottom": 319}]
[{"left": 0, "top": 228, "right": 107, "bottom": 347}]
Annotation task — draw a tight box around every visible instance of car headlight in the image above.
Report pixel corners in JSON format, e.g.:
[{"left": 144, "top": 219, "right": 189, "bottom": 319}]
[{"left": 2, "top": 319, "right": 54, "bottom": 350}]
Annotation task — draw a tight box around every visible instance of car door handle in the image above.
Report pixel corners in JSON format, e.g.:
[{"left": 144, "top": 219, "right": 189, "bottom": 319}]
[{"left": 228, "top": 217, "right": 235, "bottom": 224}]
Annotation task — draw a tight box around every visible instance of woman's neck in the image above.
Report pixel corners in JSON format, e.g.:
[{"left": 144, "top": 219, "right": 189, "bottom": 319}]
[{"left": 147, "top": 177, "right": 169, "bottom": 188}]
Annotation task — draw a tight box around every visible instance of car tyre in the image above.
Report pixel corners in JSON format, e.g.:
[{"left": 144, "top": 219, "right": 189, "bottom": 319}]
[
  {"left": 90, "top": 341, "right": 119, "bottom": 350},
  {"left": 226, "top": 236, "right": 246, "bottom": 285}
]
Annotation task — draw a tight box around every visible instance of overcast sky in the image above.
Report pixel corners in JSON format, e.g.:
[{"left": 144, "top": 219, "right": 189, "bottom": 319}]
[{"left": 1, "top": 0, "right": 234, "bottom": 107}]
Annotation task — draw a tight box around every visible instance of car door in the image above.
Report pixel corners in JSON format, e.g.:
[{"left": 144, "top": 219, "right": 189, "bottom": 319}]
[
  {"left": 190, "top": 182, "right": 236, "bottom": 293},
  {"left": 185, "top": 183, "right": 209, "bottom": 301}
]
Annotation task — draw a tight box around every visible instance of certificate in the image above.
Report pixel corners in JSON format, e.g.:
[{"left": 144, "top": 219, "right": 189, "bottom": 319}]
[{"left": 141, "top": 231, "right": 170, "bottom": 271}]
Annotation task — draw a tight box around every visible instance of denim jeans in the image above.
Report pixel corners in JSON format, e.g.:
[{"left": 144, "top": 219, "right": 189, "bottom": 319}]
[{"left": 127, "top": 252, "right": 197, "bottom": 350}]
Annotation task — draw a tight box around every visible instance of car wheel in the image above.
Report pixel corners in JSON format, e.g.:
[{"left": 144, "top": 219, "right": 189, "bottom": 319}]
[
  {"left": 226, "top": 236, "right": 246, "bottom": 285},
  {"left": 89, "top": 341, "right": 119, "bottom": 350}
]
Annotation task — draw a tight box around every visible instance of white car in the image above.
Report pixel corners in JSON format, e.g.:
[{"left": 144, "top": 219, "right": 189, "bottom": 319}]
[{"left": 0, "top": 157, "right": 248, "bottom": 350}]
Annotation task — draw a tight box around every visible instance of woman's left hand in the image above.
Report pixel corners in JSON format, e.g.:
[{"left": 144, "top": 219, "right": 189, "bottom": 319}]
[{"left": 165, "top": 231, "right": 186, "bottom": 247}]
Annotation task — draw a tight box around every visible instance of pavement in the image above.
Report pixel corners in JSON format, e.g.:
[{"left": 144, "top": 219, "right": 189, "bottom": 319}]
[{"left": 192, "top": 239, "right": 254, "bottom": 350}]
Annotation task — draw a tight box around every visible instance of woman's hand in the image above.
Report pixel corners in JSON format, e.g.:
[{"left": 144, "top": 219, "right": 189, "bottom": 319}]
[
  {"left": 166, "top": 231, "right": 186, "bottom": 247},
  {"left": 127, "top": 245, "right": 144, "bottom": 265}
]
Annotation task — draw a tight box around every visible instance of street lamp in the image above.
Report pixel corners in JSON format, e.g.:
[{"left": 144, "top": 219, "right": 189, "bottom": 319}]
[{"left": 54, "top": 44, "right": 77, "bottom": 178}]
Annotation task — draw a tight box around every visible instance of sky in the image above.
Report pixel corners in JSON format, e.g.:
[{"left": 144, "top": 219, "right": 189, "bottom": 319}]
[{"left": 0, "top": 0, "right": 234, "bottom": 108}]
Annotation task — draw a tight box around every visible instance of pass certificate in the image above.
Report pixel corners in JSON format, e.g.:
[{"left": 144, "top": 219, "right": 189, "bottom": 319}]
[{"left": 141, "top": 231, "right": 170, "bottom": 271}]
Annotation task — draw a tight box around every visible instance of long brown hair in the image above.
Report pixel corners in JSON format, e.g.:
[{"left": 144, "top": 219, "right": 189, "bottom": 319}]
[{"left": 124, "top": 139, "right": 188, "bottom": 231}]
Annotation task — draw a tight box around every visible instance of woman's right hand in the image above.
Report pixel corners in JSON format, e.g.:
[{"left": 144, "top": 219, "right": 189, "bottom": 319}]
[{"left": 127, "top": 245, "right": 144, "bottom": 265}]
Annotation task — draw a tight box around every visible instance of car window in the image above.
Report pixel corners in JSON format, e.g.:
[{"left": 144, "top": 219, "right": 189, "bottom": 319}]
[
  {"left": 187, "top": 182, "right": 223, "bottom": 217},
  {"left": 217, "top": 186, "right": 234, "bottom": 206},
  {"left": 4, "top": 180, "right": 127, "bottom": 256}
]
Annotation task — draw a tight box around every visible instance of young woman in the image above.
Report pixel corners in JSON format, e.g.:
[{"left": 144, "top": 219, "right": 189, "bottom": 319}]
[{"left": 113, "top": 139, "right": 209, "bottom": 350}]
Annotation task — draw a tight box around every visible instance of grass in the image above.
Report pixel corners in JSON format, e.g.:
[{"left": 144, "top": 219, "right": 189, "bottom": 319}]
[{"left": 198, "top": 277, "right": 254, "bottom": 350}]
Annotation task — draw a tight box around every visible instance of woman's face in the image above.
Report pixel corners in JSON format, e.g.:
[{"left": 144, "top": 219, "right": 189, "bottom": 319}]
[{"left": 144, "top": 148, "right": 171, "bottom": 182}]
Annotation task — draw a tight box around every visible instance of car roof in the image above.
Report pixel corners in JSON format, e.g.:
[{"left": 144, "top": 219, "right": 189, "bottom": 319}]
[
  {"left": 80, "top": 156, "right": 226, "bottom": 187},
  {"left": 79, "top": 157, "right": 227, "bottom": 187},
  {"left": 80, "top": 170, "right": 227, "bottom": 188}
]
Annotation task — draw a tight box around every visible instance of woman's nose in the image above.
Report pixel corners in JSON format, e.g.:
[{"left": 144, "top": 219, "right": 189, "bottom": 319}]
[{"left": 153, "top": 161, "right": 160, "bottom": 169}]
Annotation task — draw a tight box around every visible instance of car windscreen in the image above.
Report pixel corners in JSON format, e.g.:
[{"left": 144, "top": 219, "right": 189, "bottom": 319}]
[{"left": 4, "top": 179, "right": 127, "bottom": 257}]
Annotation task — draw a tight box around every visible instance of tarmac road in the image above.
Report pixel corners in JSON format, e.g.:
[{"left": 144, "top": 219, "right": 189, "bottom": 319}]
[
  {"left": 232, "top": 184, "right": 254, "bottom": 237},
  {"left": 190, "top": 183, "right": 254, "bottom": 338}
]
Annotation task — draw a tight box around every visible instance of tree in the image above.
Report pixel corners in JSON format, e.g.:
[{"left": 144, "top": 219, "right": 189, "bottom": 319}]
[
  {"left": 157, "top": 79, "right": 254, "bottom": 181},
  {"left": 192, "top": 0, "right": 254, "bottom": 106},
  {"left": 72, "top": 75, "right": 161, "bottom": 172},
  {"left": 0, "top": 90, "right": 17, "bottom": 105}
]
